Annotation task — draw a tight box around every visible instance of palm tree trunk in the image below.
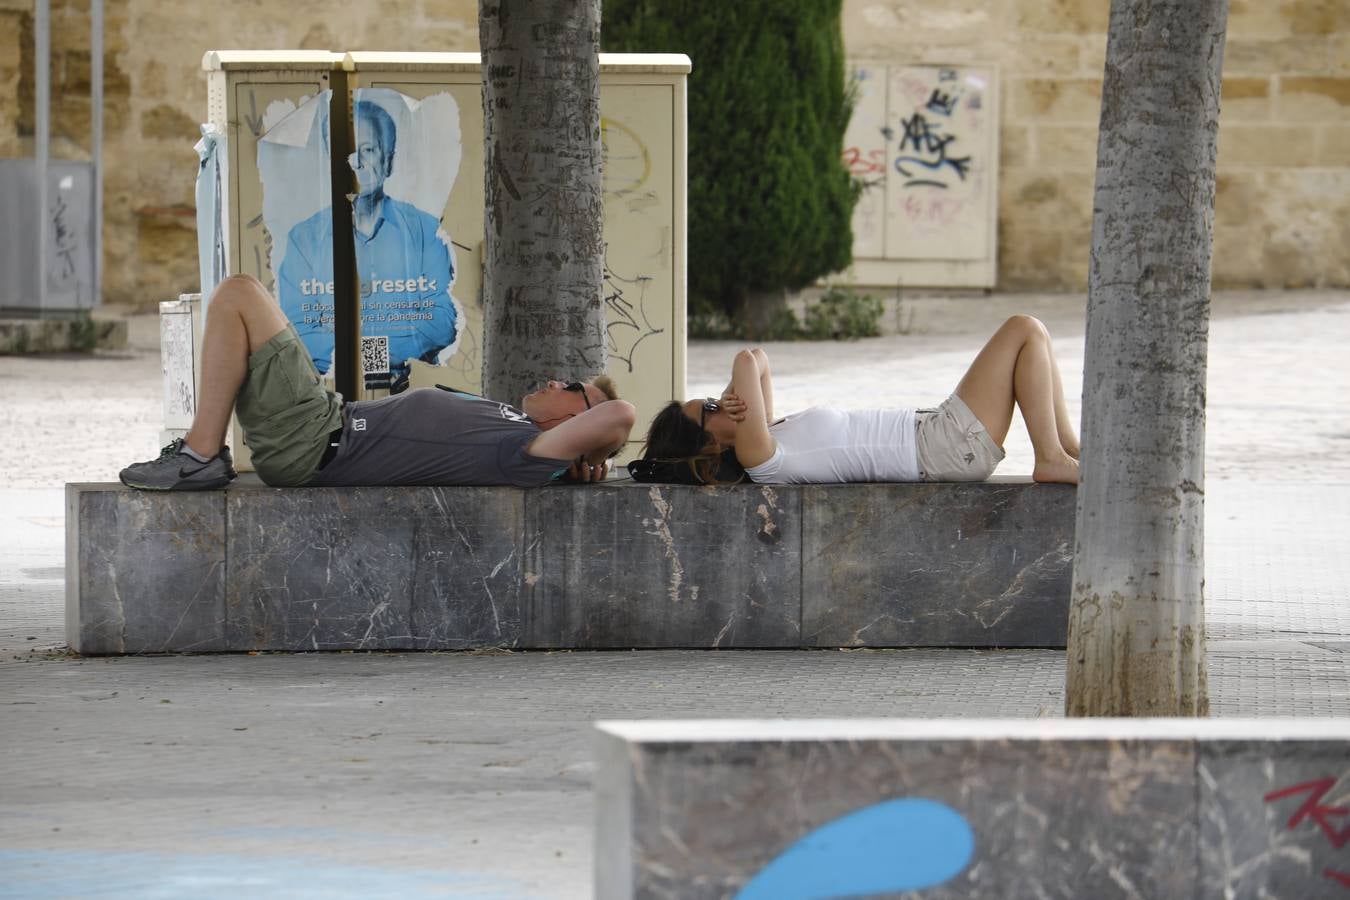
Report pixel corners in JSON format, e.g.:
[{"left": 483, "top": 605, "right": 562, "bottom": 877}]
[
  {"left": 1065, "top": 0, "right": 1229, "bottom": 717},
  {"left": 480, "top": 0, "right": 606, "bottom": 405}
]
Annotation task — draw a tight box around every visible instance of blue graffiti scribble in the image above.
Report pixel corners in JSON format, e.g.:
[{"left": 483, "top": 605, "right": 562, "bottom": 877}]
[
  {"left": 895, "top": 113, "right": 971, "bottom": 188},
  {"left": 734, "top": 797, "right": 974, "bottom": 899}
]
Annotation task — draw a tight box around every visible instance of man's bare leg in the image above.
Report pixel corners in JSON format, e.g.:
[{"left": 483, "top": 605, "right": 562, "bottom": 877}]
[{"left": 183, "top": 274, "right": 292, "bottom": 458}]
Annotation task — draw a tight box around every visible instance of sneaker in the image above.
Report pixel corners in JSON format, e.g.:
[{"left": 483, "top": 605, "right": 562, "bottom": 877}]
[
  {"left": 119, "top": 439, "right": 236, "bottom": 491},
  {"left": 218, "top": 444, "right": 238, "bottom": 480}
]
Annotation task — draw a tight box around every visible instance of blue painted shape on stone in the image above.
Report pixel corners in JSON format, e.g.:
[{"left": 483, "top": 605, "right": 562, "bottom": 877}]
[
  {"left": 735, "top": 797, "right": 974, "bottom": 899},
  {"left": 0, "top": 848, "right": 520, "bottom": 899}
]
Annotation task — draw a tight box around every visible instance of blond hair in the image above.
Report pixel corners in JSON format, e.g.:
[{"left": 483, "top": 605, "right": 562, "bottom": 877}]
[{"left": 590, "top": 374, "right": 619, "bottom": 401}]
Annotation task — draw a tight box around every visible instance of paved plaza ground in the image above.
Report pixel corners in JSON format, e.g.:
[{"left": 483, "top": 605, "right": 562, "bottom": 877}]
[{"left": 1, "top": 290, "right": 1348, "bottom": 897}]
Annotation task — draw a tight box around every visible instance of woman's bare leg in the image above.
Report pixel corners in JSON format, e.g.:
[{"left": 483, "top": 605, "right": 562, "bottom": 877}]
[
  {"left": 184, "top": 275, "right": 291, "bottom": 458},
  {"left": 1045, "top": 327, "right": 1080, "bottom": 459},
  {"left": 953, "top": 315, "right": 1079, "bottom": 484}
]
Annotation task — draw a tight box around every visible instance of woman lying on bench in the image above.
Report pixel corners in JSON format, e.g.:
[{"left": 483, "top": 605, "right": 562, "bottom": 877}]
[{"left": 639, "top": 315, "right": 1080, "bottom": 486}]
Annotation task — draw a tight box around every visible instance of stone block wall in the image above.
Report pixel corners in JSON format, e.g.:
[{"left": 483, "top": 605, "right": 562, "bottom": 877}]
[
  {"left": 67, "top": 479, "right": 1076, "bottom": 654},
  {"left": 595, "top": 719, "right": 1350, "bottom": 899},
  {"left": 842, "top": 0, "right": 1350, "bottom": 291},
  {"left": 0, "top": 1, "right": 26, "bottom": 159},
  {"left": 0, "top": 0, "right": 1344, "bottom": 307},
  {"left": 1, "top": 0, "right": 480, "bottom": 311}
]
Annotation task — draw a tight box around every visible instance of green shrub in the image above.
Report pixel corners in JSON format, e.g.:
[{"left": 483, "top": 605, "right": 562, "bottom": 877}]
[
  {"left": 69, "top": 310, "right": 100, "bottom": 352},
  {"left": 689, "top": 288, "right": 883, "bottom": 342},
  {"left": 801, "top": 287, "right": 883, "bottom": 341},
  {"left": 687, "top": 297, "right": 734, "bottom": 340},
  {"left": 605, "top": 0, "right": 858, "bottom": 334}
]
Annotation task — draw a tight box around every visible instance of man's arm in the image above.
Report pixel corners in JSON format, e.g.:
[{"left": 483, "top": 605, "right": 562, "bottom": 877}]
[{"left": 526, "top": 400, "right": 636, "bottom": 481}]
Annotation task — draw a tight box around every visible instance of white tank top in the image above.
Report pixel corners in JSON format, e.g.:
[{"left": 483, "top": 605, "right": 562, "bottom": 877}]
[{"left": 742, "top": 407, "right": 919, "bottom": 483}]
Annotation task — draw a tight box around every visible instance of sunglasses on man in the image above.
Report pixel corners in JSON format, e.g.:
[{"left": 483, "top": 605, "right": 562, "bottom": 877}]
[{"left": 563, "top": 381, "right": 592, "bottom": 410}]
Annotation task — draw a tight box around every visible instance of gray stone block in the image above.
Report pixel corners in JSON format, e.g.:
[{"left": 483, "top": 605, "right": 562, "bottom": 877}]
[
  {"left": 802, "top": 482, "right": 1075, "bottom": 647},
  {"left": 524, "top": 484, "right": 800, "bottom": 648},
  {"left": 66, "top": 484, "right": 227, "bottom": 654},
  {"left": 67, "top": 479, "right": 1074, "bottom": 653},
  {"left": 1200, "top": 740, "right": 1350, "bottom": 898},
  {"left": 594, "top": 720, "right": 1350, "bottom": 900},
  {"left": 225, "top": 484, "right": 523, "bottom": 651}
]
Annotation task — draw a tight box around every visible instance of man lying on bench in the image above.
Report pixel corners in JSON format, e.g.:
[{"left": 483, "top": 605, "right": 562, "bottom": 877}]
[{"left": 120, "top": 274, "right": 634, "bottom": 490}]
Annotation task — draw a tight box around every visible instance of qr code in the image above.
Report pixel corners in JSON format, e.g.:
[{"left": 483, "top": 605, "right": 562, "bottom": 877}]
[{"left": 360, "top": 335, "right": 390, "bottom": 376}]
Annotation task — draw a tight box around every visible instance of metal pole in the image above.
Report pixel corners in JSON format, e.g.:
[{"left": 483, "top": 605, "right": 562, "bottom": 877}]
[
  {"left": 35, "top": 0, "right": 50, "bottom": 314},
  {"left": 328, "top": 71, "right": 359, "bottom": 402},
  {"left": 91, "top": 0, "right": 103, "bottom": 310}
]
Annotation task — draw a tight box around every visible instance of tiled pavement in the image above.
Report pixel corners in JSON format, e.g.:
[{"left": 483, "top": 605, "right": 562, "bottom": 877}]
[{"left": 1, "top": 290, "right": 1347, "bottom": 897}]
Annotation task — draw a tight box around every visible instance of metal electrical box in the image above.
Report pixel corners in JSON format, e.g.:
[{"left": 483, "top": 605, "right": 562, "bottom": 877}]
[
  {"left": 0, "top": 160, "right": 97, "bottom": 312},
  {"left": 159, "top": 293, "right": 201, "bottom": 447},
  {"left": 202, "top": 50, "right": 689, "bottom": 464},
  {"left": 841, "top": 62, "right": 1000, "bottom": 288}
]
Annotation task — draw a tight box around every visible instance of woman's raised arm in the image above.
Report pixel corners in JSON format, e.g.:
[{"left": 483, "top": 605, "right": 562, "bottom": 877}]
[
  {"left": 720, "top": 347, "right": 774, "bottom": 424},
  {"left": 750, "top": 347, "right": 774, "bottom": 424},
  {"left": 729, "top": 349, "right": 776, "bottom": 469}
]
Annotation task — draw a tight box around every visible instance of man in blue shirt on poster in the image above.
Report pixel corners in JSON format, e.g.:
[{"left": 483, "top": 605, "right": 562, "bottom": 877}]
[{"left": 278, "top": 99, "right": 458, "bottom": 385}]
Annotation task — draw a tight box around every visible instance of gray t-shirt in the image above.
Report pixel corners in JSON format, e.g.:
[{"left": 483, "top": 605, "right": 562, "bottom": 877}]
[{"left": 308, "top": 387, "right": 572, "bottom": 487}]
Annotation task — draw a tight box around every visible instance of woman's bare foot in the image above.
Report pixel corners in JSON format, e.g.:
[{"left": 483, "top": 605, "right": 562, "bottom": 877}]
[{"left": 1033, "top": 454, "right": 1080, "bottom": 484}]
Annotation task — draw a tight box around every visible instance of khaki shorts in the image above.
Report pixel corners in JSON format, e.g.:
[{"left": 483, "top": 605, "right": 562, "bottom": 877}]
[
  {"left": 234, "top": 326, "right": 343, "bottom": 486},
  {"left": 914, "top": 393, "right": 1005, "bottom": 482}
]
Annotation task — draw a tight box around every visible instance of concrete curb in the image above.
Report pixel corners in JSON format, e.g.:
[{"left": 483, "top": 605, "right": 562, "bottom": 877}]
[{"left": 0, "top": 312, "right": 128, "bottom": 354}]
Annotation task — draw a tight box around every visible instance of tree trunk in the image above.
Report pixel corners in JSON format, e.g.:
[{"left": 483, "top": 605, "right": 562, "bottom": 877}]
[
  {"left": 731, "top": 288, "right": 791, "bottom": 341},
  {"left": 1065, "top": 0, "right": 1228, "bottom": 717},
  {"left": 480, "top": 0, "right": 605, "bottom": 405}
]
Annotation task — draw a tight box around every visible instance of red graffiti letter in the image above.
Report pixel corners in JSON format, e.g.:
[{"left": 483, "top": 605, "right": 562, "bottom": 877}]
[{"left": 1264, "top": 778, "right": 1350, "bottom": 849}]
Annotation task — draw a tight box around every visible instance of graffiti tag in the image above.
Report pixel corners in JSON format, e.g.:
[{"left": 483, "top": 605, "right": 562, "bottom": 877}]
[
  {"left": 244, "top": 213, "right": 275, "bottom": 292},
  {"left": 601, "top": 117, "right": 651, "bottom": 197},
  {"left": 842, "top": 147, "right": 886, "bottom": 177},
  {"left": 49, "top": 193, "right": 79, "bottom": 281},
  {"left": 895, "top": 112, "right": 971, "bottom": 189},
  {"left": 925, "top": 87, "right": 959, "bottom": 117},
  {"left": 1264, "top": 777, "right": 1350, "bottom": 889},
  {"left": 603, "top": 264, "right": 663, "bottom": 373},
  {"left": 243, "top": 90, "right": 264, "bottom": 138}
]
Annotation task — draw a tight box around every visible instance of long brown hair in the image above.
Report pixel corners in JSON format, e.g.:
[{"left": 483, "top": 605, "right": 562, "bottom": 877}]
[{"left": 640, "top": 401, "right": 743, "bottom": 485}]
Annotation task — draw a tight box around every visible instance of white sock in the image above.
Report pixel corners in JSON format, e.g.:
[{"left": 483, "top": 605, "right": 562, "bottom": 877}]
[{"left": 180, "top": 444, "right": 213, "bottom": 463}]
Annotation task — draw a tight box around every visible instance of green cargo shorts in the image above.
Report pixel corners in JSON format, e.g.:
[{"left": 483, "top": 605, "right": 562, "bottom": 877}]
[{"left": 234, "top": 326, "right": 343, "bottom": 486}]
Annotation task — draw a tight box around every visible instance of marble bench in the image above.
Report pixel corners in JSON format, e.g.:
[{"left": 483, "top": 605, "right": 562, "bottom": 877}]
[
  {"left": 65, "top": 477, "right": 1075, "bottom": 654},
  {"left": 593, "top": 718, "right": 1350, "bottom": 899}
]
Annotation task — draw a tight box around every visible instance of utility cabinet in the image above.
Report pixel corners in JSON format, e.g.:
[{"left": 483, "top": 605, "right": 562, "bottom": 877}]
[
  {"left": 201, "top": 50, "right": 689, "bottom": 462},
  {"left": 841, "top": 62, "right": 1000, "bottom": 288}
]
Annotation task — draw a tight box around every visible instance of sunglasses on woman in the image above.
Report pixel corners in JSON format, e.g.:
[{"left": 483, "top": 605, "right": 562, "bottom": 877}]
[{"left": 700, "top": 398, "right": 720, "bottom": 431}]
